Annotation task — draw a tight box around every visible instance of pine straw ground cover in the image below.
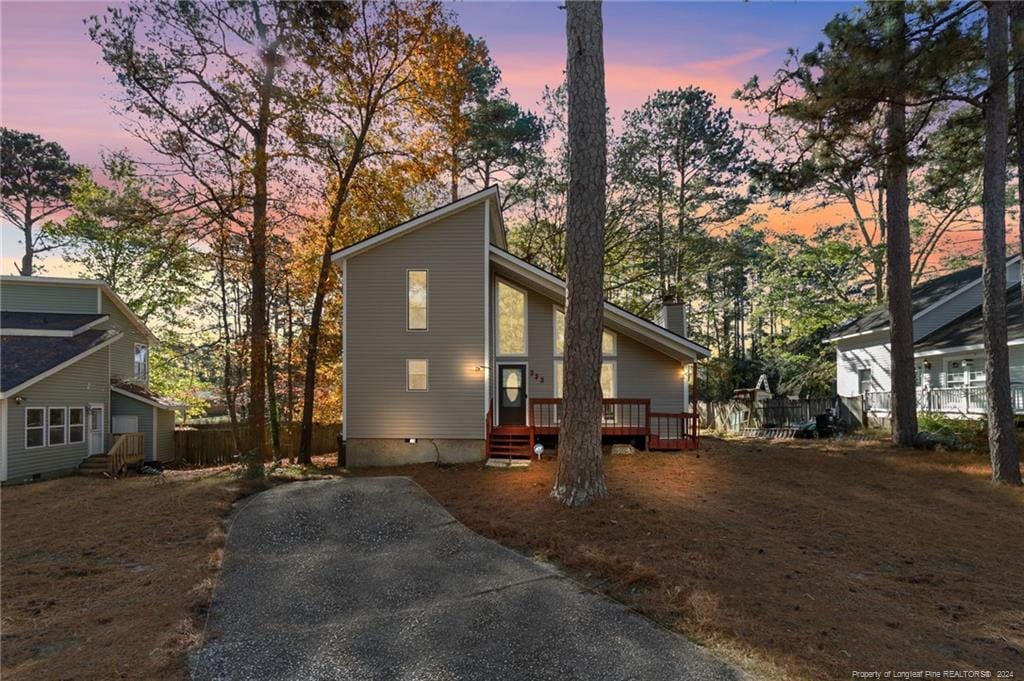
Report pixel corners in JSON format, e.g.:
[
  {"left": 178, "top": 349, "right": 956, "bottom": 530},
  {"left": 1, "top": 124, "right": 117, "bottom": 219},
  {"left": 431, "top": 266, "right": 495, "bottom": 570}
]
[
  {"left": 0, "top": 464, "right": 337, "bottom": 680},
  {"left": 365, "top": 437, "right": 1024, "bottom": 680}
]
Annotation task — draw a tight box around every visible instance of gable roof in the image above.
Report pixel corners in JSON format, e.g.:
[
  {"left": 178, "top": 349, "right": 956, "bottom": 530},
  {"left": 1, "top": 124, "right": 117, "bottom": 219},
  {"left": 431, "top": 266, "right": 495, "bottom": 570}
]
[
  {"left": 915, "top": 284, "right": 1024, "bottom": 354},
  {"left": 0, "top": 275, "right": 157, "bottom": 344},
  {"left": 1, "top": 312, "right": 109, "bottom": 336},
  {"left": 828, "top": 254, "right": 1021, "bottom": 342},
  {"left": 490, "top": 245, "right": 711, "bottom": 361},
  {"left": 0, "top": 329, "right": 122, "bottom": 397},
  {"left": 111, "top": 379, "right": 185, "bottom": 410},
  {"left": 330, "top": 186, "right": 506, "bottom": 263}
]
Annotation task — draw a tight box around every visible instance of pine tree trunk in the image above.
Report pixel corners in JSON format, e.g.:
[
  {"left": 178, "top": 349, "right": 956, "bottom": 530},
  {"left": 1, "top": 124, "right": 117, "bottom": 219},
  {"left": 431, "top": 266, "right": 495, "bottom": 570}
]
[
  {"left": 218, "top": 234, "right": 242, "bottom": 454},
  {"left": 982, "top": 1, "right": 1022, "bottom": 485},
  {"left": 246, "top": 37, "right": 277, "bottom": 465},
  {"left": 553, "top": 0, "right": 608, "bottom": 508},
  {"left": 267, "top": 332, "right": 281, "bottom": 461},
  {"left": 20, "top": 205, "right": 33, "bottom": 276},
  {"left": 1012, "top": 2, "right": 1024, "bottom": 306},
  {"left": 885, "top": 2, "right": 918, "bottom": 448}
]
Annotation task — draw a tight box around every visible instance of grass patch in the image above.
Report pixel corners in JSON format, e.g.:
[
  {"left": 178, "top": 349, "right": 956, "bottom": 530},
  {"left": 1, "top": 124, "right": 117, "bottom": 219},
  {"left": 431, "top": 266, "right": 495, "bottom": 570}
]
[
  {"left": 0, "top": 460, "right": 343, "bottom": 680},
  {"left": 363, "top": 437, "right": 1024, "bottom": 681}
]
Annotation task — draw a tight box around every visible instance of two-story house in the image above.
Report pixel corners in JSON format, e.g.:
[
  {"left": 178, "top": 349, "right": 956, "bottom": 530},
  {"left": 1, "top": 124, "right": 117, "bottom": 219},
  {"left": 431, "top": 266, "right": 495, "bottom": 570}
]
[
  {"left": 0, "top": 276, "right": 180, "bottom": 482},
  {"left": 827, "top": 255, "right": 1023, "bottom": 422},
  {"left": 331, "top": 187, "right": 711, "bottom": 467}
]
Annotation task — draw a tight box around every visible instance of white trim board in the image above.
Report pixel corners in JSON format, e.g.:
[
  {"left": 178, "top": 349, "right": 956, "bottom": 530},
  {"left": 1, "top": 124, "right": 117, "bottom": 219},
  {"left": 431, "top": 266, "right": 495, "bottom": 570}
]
[
  {"left": 0, "top": 331, "right": 123, "bottom": 399},
  {"left": 915, "top": 337, "right": 1024, "bottom": 358},
  {"left": 489, "top": 246, "right": 710, "bottom": 360}
]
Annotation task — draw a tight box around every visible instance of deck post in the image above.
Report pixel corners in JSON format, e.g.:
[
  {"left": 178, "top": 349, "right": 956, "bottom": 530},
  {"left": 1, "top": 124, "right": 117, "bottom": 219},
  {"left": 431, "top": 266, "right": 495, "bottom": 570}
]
[{"left": 691, "top": 362, "right": 699, "bottom": 444}]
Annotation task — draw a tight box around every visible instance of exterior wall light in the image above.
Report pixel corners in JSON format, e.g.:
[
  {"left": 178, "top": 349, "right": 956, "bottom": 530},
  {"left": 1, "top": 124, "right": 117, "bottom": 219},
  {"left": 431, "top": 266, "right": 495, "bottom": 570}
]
[{"left": 406, "top": 438, "right": 417, "bottom": 444}]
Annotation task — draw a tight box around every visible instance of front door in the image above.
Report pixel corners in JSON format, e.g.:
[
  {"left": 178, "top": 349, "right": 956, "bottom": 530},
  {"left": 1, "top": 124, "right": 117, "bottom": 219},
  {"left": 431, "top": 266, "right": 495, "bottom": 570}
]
[
  {"left": 498, "top": 364, "right": 527, "bottom": 426},
  {"left": 88, "top": 406, "right": 105, "bottom": 455}
]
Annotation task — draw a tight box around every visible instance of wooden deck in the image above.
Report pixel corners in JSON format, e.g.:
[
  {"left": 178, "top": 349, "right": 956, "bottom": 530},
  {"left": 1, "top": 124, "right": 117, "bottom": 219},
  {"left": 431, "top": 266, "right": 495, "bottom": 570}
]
[{"left": 486, "top": 398, "right": 698, "bottom": 462}]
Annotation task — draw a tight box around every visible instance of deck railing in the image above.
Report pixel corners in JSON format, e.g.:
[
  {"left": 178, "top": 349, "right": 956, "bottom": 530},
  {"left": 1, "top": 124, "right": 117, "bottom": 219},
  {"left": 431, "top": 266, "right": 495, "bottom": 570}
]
[
  {"left": 107, "top": 432, "right": 144, "bottom": 476},
  {"left": 524, "top": 398, "right": 697, "bottom": 449},
  {"left": 530, "top": 398, "right": 650, "bottom": 436},
  {"left": 863, "top": 384, "right": 1024, "bottom": 415}
]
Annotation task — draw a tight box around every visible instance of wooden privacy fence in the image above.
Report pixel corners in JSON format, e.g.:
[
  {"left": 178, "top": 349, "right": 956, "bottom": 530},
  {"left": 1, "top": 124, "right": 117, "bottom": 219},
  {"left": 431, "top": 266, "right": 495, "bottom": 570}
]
[
  {"left": 174, "top": 422, "right": 341, "bottom": 467},
  {"left": 701, "top": 397, "right": 851, "bottom": 433}
]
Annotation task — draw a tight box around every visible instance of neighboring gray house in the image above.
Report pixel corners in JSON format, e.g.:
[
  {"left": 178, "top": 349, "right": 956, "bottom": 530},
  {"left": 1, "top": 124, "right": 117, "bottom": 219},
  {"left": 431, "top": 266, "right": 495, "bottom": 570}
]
[
  {"left": 0, "top": 276, "right": 180, "bottom": 483},
  {"left": 331, "top": 187, "right": 711, "bottom": 467},
  {"left": 827, "top": 255, "right": 1023, "bottom": 423}
]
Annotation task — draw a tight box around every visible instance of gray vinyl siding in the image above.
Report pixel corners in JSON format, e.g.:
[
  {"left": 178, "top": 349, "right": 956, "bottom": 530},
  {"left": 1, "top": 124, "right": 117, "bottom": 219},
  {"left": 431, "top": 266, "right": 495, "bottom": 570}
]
[
  {"left": 4, "top": 348, "right": 110, "bottom": 481},
  {"left": 156, "top": 408, "right": 176, "bottom": 462},
  {"left": 110, "top": 392, "right": 154, "bottom": 461},
  {"left": 345, "top": 203, "right": 486, "bottom": 439},
  {"left": 616, "top": 333, "right": 685, "bottom": 412},
  {"left": 99, "top": 292, "right": 150, "bottom": 385},
  {"left": 0, "top": 279, "right": 98, "bottom": 313}
]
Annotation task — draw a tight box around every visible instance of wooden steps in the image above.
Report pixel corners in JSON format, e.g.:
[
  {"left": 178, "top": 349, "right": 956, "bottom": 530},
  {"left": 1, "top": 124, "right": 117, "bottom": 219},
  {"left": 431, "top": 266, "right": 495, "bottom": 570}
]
[
  {"left": 77, "top": 432, "right": 146, "bottom": 477},
  {"left": 78, "top": 454, "right": 117, "bottom": 476},
  {"left": 486, "top": 427, "right": 532, "bottom": 466}
]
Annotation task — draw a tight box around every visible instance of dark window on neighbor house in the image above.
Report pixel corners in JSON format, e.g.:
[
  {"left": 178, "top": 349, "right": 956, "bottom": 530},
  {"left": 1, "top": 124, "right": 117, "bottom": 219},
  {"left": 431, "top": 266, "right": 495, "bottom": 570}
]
[
  {"left": 69, "top": 407, "right": 85, "bottom": 443},
  {"left": 48, "top": 407, "right": 66, "bottom": 446},
  {"left": 25, "top": 407, "right": 45, "bottom": 448}
]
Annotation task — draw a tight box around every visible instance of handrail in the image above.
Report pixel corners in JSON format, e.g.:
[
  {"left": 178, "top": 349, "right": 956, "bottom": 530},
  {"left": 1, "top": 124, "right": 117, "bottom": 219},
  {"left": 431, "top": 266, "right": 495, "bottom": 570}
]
[{"left": 106, "top": 432, "right": 144, "bottom": 476}]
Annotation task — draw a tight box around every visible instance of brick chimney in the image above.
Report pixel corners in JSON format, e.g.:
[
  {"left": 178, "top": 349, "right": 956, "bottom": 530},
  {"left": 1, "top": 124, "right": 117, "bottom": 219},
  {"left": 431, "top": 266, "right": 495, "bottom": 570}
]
[{"left": 658, "top": 297, "right": 687, "bottom": 337}]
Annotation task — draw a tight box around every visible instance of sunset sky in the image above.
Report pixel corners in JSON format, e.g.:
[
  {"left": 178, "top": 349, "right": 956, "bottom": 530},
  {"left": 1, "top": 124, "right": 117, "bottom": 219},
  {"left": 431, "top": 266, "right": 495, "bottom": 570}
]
[{"left": 1, "top": 1, "right": 856, "bottom": 275}]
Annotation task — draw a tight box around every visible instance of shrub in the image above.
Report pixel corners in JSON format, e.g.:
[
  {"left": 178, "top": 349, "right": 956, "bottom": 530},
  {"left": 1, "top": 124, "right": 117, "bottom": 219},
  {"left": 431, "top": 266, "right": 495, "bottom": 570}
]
[{"left": 917, "top": 413, "right": 987, "bottom": 450}]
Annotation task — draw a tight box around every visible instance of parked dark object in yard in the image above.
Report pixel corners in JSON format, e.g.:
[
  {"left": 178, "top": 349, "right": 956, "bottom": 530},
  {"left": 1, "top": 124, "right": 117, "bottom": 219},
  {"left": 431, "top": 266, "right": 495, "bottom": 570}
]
[
  {"left": 913, "top": 430, "right": 959, "bottom": 450},
  {"left": 337, "top": 432, "right": 346, "bottom": 468}
]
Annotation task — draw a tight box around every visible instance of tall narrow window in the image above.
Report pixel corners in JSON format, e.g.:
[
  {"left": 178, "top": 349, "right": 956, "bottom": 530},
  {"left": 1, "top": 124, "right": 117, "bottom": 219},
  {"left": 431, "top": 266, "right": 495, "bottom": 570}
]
[
  {"left": 554, "top": 360, "right": 616, "bottom": 399},
  {"left": 407, "top": 359, "right": 428, "bottom": 391},
  {"left": 134, "top": 343, "right": 149, "bottom": 381},
  {"left": 857, "top": 368, "right": 872, "bottom": 394},
  {"left": 68, "top": 408, "right": 85, "bottom": 444},
  {"left": 407, "top": 270, "right": 428, "bottom": 330},
  {"left": 554, "top": 309, "right": 615, "bottom": 356},
  {"left": 25, "top": 407, "right": 45, "bottom": 448},
  {"left": 48, "top": 407, "right": 66, "bottom": 446},
  {"left": 497, "top": 281, "right": 526, "bottom": 355}
]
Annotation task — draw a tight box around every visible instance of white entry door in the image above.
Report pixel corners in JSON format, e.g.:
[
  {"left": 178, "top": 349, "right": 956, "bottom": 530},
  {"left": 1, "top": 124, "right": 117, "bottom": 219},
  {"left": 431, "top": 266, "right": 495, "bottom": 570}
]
[{"left": 89, "top": 406, "right": 105, "bottom": 455}]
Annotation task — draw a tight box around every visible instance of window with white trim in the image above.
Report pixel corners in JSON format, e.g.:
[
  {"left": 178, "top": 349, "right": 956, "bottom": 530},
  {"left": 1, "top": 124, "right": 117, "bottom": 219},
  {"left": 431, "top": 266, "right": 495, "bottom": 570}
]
[
  {"left": 497, "top": 280, "right": 526, "bottom": 355},
  {"left": 69, "top": 407, "right": 85, "bottom": 443},
  {"left": 25, "top": 407, "right": 45, "bottom": 448},
  {"left": 553, "top": 309, "right": 616, "bottom": 356},
  {"left": 407, "top": 270, "right": 428, "bottom": 330},
  {"left": 134, "top": 343, "right": 149, "bottom": 381},
  {"left": 857, "top": 368, "right": 872, "bottom": 394},
  {"left": 48, "top": 407, "right": 66, "bottom": 446},
  {"left": 407, "top": 359, "right": 428, "bottom": 391},
  {"left": 553, "top": 360, "right": 616, "bottom": 398}
]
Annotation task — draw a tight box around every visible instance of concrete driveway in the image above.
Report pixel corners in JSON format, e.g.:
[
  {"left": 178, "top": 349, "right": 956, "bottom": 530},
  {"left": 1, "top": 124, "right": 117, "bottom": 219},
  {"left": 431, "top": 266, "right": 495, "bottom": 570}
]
[{"left": 190, "top": 477, "right": 746, "bottom": 681}]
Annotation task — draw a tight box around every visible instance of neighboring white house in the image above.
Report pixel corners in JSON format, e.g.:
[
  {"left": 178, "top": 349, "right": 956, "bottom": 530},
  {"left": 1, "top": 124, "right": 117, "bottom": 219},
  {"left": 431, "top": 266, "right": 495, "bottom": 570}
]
[{"left": 827, "top": 255, "right": 1023, "bottom": 421}]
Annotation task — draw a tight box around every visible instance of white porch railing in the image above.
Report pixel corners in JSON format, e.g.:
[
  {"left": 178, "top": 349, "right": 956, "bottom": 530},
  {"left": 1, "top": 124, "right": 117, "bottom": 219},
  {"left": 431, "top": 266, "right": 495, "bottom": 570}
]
[{"left": 863, "top": 384, "right": 1024, "bottom": 415}]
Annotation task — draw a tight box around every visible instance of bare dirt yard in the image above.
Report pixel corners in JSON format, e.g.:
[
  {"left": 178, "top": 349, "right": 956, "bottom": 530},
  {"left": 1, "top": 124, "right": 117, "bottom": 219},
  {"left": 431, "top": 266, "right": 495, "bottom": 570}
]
[
  {"left": 0, "top": 465, "right": 332, "bottom": 680},
  {"left": 365, "top": 437, "right": 1024, "bottom": 680}
]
